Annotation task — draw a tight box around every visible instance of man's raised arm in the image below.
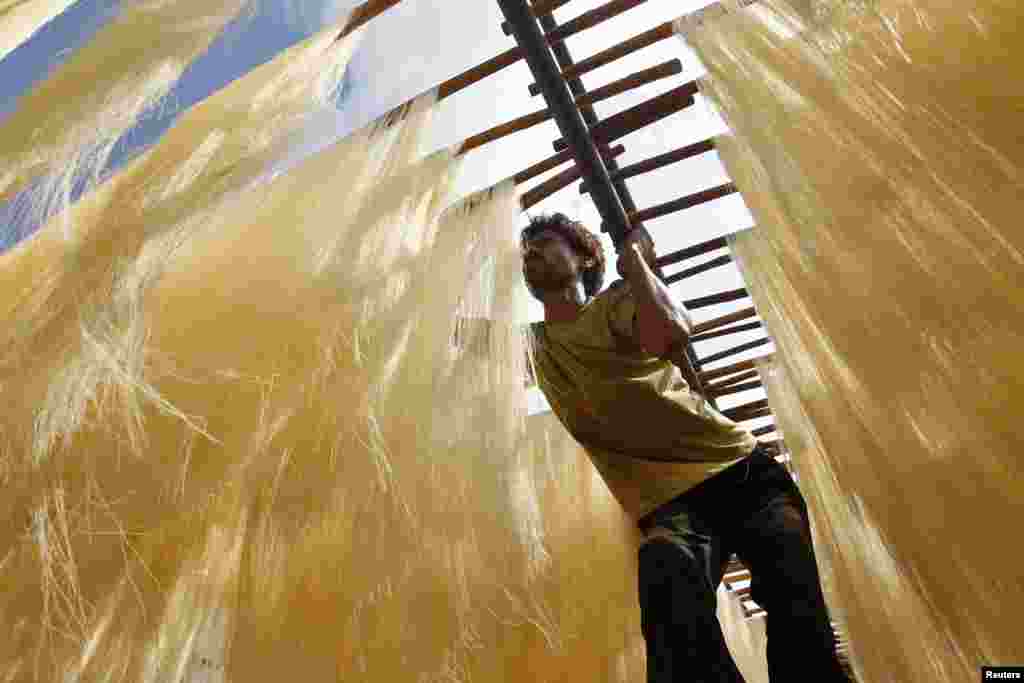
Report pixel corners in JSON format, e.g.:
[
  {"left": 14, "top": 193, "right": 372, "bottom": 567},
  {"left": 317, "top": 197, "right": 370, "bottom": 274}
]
[{"left": 616, "top": 228, "right": 703, "bottom": 393}]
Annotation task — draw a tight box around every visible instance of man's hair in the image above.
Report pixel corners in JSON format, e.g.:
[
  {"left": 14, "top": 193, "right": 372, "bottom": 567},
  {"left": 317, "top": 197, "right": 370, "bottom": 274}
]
[{"left": 521, "top": 213, "right": 606, "bottom": 297}]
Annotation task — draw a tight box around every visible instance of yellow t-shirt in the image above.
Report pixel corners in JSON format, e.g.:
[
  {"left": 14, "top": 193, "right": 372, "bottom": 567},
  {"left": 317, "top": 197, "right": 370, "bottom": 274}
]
[{"left": 529, "top": 281, "right": 757, "bottom": 520}]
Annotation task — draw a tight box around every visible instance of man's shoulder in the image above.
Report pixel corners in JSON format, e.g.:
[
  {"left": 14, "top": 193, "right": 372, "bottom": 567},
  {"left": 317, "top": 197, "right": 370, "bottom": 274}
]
[
  {"left": 594, "top": 279, "right": 632, "bottom": 307},
  {"left": 604, "top": 279, "right": 630, "bottom": 294}
]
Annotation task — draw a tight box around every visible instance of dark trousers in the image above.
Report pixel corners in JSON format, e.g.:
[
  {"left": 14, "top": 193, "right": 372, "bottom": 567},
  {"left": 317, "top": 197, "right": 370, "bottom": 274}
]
[{"left": 637, "top": 446, "right": 849, "bottom": 682}]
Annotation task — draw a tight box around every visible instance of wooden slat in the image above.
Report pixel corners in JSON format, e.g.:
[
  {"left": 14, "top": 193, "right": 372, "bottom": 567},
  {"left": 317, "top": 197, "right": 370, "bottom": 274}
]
[
  {"left": 706, "top": 369, "right": 759, "bottom": 390},
  {"left": 698, "top": 352, "right": 774, "bottom": 383},
  {"left": 664, "top": 254, "right": 733, "bottom": 285},
  {"left": 690, "top": 320, "right": 763, "bottom": 343},
  {"left": 437, "top": 47, "right": 523, "bottom": 100},
  {"left": 521, "top": 145, "right": 625, "bottom": 209},
  {"left": 337, "top": 0, "right": 405, "bottom": 39},
  {"left": 460, "top": 108, "right": 551, "bottom": 155},
  {"left": 697, "top": 337, "right": 771, "bottom": 366},
  {"left": 683, "top": 287, "right": 748, "bottom": 310},
  {"left": 709, "top": 380, "right": 763, "bottom": 398},
  {"left": 632, "top": 183, "right": 737, "bottom": 223},
  {"left": 739, "top": 408, "right": 773, "bottom": 422},
  {"left": 513, "top": 149, "right": 574, "bottom": 185},
  {"left": 692, "top": 306, "right": 758, "bottom": 335},
  {"left": 722, "top": 399, "right": 771, "bottom": 421},
  {"left": 655, "top": 236, "right": 728, "bottom": 268},
  {"left": 545, "top": 0, "right": 652, "bottom": 46},
  {"left": 581, "top": 138, "right": 715, "bottom": 193},
  {"left": 529, "top": 21, "right": 676, "bottom": 96},
  {"left": 554, "top": 81, "right": 699, "bottom": 150},
  {"left": 575, "top": 58, "right": 681, "bottom": 108},
  {"left": 752, "top": 424, "right": 777, "bottom": 436}
]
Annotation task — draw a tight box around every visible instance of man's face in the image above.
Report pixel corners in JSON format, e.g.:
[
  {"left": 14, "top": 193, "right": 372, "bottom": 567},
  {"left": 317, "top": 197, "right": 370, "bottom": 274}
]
[{"left": 522, "top": 229, "right": 582, "bottom": 296}]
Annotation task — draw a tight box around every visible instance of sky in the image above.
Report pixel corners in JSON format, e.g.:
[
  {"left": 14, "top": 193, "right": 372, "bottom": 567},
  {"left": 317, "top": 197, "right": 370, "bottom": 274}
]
[{"left": 0, "top": 0, "right": 773, "bottom": 419}]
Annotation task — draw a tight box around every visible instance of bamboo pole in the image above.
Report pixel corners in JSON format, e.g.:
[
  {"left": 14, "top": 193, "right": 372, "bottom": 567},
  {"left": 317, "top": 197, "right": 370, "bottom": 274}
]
[
  {"left": 536, "top": 9, "right": 649, "bottom": 236},
  {"left": 458, "top": 59, "right": 680, "bottom": 155},
  {"left": 501, "top": 0, "right": 633, "bottom": 243}
]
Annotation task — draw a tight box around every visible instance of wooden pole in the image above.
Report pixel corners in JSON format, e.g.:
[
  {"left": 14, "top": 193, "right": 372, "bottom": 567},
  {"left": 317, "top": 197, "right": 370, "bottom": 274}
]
[{"left": 500, "top": 0, "right": 633, "bottom": 244}]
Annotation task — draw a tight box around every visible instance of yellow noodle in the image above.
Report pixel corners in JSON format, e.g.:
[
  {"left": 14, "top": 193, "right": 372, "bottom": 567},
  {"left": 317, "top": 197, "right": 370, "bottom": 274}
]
[{"left": 674, "top": 0, "right": 1023, "bottom": 679}]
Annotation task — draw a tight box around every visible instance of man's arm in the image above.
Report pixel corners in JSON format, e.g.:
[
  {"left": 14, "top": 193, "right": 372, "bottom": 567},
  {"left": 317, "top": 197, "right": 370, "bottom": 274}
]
[
  {"left": 618, "top": 229, "right": 692, "bottom": 357},
  {"left": 617, "top": 229, "right": 705, "bottom": 393}
]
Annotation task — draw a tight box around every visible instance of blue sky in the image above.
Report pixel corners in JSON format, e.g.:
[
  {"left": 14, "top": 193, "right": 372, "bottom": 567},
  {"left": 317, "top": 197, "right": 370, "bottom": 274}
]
[{"left": 0, "top": 0, "right": 349, "bottom": 249}]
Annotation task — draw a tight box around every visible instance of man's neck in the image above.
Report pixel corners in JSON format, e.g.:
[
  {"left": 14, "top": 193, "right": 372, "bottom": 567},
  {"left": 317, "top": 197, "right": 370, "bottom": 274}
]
[{"left": 542, "top": 286, "right": 589, "bottom": 324}]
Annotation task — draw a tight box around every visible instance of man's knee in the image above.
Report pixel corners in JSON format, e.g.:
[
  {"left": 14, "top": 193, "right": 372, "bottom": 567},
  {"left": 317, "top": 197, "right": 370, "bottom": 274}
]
[{"left": 638, "top": 539, "right": 718, "bottom": 624}]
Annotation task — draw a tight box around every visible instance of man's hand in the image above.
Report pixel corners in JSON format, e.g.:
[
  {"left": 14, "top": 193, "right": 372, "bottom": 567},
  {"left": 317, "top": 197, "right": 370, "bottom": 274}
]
[
  {"left": 614, "top": 226, "right": 692, "bottom": 359},
  {"left": 616, "top": 226, "right": 657, "bottom": 279}
]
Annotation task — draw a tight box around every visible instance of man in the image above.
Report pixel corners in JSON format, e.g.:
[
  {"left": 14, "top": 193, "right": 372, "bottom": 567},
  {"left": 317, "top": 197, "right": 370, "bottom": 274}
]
[{"left": 522, "top": 213, "right": 848, "bottom": 682}]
